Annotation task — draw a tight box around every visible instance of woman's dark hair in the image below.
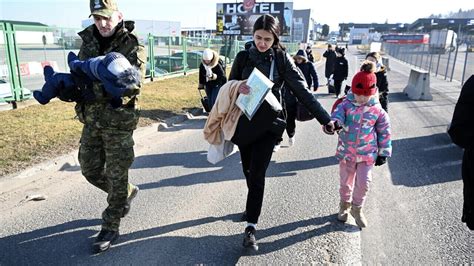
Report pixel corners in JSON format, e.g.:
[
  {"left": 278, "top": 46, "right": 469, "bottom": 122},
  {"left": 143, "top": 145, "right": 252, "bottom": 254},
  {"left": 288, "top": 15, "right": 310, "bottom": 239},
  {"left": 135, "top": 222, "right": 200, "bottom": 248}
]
[{"left": 253, "top": 14, "right": 284, "bottom": 49}]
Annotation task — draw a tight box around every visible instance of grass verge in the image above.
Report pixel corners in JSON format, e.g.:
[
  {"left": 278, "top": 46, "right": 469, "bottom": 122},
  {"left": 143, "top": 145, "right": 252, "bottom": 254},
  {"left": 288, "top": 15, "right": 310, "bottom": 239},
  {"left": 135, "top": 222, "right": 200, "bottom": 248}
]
[{"left": 0, "top": 73, "right": 201, "bottom": 177}]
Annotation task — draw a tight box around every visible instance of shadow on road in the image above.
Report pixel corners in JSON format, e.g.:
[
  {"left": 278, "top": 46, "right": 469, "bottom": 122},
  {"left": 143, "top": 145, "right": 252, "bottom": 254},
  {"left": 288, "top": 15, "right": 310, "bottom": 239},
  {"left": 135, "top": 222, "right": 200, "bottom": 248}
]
[
  {"left": 388, "top": 133, "right": 462, "bottom": 187},
  {"left": 134, "top": 148, "right": 338, "bottom": 190},
  {"left": 0, "top": 219, "right": 101, "bottom": 265},
  {"left": 0, "top": 213, "right": 353, "bottom": 264},
  {"left": 112, "top": 213, "right": 351, "bottom": 263}
]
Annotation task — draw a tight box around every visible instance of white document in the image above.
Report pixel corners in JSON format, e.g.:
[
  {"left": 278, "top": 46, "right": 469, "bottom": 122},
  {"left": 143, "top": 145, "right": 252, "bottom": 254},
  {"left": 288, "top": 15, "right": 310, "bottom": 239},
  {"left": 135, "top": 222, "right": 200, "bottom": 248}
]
[{"left": 235, "top": 68, "right": 274, "bottom": 120}]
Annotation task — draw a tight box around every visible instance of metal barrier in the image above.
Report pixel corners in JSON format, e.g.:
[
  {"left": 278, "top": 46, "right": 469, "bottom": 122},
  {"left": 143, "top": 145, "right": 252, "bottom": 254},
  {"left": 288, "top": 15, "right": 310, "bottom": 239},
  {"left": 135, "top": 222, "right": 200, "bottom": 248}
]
[{"left": 383, "top": 41, "right": 473, "bottom": 85}]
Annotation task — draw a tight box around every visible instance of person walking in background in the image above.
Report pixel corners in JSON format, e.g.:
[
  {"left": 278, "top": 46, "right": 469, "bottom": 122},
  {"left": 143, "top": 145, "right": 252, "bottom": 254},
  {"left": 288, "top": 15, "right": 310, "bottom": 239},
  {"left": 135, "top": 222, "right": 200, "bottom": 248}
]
[
  {"left": 331, "top": 61, "right": 392, "bottom": 228},
  {"left": 333, "top": 47, "right": 348, "bottom": 98},
  {"left": 448, "top": 75, "right": 474, "bottom": 231},
  {"left": 275, "top": 49, "right": 320, "bottom": 150},
  {"left": 366, "top": 52, "right": 389, "bottom": 112},
  {"left": 294, "top": 49, "right": 319, "bottom": 91},
  {"left": 75, "top": 0, "right": 145, "bottom": 253},
  {"left": 305, "top": 45, "right": 315, "bottom": 63},
  {"left": 323, "top": 44, "right": 336, "bottom": 85},
  {"left": 198, "top": 48, "right": 227, "bottom": 110},
  {"left": 229, "top": 14, "right": 335, "bottom": 251}
]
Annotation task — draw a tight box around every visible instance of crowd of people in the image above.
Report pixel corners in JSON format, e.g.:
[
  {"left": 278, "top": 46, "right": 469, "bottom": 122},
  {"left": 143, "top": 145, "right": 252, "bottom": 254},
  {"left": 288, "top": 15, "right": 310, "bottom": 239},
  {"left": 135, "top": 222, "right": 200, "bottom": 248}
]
[{"left": 31, "top": 0, "right": 471, "bottom": 256}]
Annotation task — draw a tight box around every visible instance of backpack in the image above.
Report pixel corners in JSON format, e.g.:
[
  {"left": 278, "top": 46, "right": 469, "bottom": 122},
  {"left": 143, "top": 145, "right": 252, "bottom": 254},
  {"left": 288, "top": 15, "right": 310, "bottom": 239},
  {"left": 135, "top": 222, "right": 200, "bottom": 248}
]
[{"left": 331, "top": 96, "right": 346, "bottom": 113}]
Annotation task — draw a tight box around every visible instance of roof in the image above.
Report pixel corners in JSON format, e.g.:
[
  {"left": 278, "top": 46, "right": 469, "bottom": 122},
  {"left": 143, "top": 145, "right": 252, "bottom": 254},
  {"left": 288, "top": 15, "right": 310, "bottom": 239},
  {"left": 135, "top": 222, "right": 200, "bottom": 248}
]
[{"left": 408, "top": 18, "right": 474, "bottom": 32}]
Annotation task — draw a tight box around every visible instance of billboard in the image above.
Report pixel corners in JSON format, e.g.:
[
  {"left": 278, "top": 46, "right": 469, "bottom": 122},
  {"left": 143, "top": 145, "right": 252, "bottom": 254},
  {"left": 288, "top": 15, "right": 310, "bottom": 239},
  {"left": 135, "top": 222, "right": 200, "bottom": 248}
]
[{"left": 216, "top": 2, "right": 293, "bottom": 36}]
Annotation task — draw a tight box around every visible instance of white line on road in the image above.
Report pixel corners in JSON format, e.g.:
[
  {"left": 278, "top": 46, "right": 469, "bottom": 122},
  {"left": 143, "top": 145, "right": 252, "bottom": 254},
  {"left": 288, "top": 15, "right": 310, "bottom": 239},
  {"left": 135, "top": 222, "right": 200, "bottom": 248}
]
[
  {"left": 431, "top": 160, "right": 462, "bottom": 169},
  {"left": 423, "top": 143, "right": 457, "bottom": 151}
]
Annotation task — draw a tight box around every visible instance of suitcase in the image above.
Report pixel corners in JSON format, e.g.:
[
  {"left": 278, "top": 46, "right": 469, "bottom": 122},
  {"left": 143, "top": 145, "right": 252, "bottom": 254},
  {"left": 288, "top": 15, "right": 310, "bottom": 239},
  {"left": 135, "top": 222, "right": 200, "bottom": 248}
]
[{"left": 198, "top": 87, "right": 211, "bottom": 112}]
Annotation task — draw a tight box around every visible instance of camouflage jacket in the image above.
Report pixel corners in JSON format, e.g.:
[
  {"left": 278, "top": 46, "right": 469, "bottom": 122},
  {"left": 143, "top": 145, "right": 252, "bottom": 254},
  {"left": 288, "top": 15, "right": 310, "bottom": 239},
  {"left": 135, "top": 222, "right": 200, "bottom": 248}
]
[{"left": 75, "top": 21, "right": 146, "bottom": 131}]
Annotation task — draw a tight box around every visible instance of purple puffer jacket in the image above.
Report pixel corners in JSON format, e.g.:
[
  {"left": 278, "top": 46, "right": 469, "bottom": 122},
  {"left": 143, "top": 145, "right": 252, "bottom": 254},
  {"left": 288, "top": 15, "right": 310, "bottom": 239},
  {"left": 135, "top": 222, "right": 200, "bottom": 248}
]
[{"left": 331, "top": 92, "right": 392, "bottom": 164}]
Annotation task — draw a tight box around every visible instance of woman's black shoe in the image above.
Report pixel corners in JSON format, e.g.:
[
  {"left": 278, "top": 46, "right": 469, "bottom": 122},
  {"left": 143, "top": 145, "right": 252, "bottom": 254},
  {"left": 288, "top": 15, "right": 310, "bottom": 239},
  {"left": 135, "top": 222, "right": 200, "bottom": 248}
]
[{"left": 242, "top": 226, "right": 258, "bottom": 251}]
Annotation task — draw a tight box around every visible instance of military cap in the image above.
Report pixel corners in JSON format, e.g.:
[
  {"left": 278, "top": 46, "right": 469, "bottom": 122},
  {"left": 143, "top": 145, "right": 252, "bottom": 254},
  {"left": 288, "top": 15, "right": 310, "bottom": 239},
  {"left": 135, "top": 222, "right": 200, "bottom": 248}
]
[{"left": 90, "top": 0, "right": 118, "bottom": 18}]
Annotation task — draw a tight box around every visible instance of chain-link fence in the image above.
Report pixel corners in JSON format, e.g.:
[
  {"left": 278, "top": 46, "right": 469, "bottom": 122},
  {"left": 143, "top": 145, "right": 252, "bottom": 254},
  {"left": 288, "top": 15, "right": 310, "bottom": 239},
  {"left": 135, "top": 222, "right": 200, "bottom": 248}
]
[
  {"left": 0, "top": 22, "right": 301, "bottom": 107},
  {"left": 383, "top": 40, "right": 473, "bottom": 85},
  {"left": 144, "top": 34, "right": 299, "bottom": 80}
]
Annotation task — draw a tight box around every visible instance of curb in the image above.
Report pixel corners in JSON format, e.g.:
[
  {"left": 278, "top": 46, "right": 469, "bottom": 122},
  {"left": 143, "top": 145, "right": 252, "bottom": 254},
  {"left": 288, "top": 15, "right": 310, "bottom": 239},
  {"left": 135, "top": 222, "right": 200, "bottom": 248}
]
[{"left": 0, "top": 107, "right": 205, "bottom": 183}]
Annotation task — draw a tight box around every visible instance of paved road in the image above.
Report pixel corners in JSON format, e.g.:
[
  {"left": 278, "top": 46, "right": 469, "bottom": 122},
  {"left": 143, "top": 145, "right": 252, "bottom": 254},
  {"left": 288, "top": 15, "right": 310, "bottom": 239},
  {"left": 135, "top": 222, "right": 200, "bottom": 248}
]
[{"left": 0, "top": 48, "right": 471, "bottom": 264}]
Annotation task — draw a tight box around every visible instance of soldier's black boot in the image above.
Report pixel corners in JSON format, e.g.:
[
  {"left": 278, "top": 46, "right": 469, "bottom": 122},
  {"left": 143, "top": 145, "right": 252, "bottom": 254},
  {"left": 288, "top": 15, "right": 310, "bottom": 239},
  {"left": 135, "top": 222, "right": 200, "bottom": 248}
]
[
  {"left": 93, "top": 229, "right": 119, "bottom": 253},
  {"left": 242, "top": 226, "right": 258, "bottom": 251},
  {"left": 122, "top": 184, "right": 139, "bottom": 218}
]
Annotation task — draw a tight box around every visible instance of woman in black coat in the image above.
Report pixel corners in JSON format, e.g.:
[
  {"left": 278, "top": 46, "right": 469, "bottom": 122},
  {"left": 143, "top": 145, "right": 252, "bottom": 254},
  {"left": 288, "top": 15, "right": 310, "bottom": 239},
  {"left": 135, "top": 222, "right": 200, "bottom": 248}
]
[
  {"left": 198, "top": 48, "right": 226, "bottom": 110},
  {"left": 229, "top": 14, "right": 334, "bottom": 251},
  {"left": 448, "top": 75, "right": 474, "bottom": 231}
]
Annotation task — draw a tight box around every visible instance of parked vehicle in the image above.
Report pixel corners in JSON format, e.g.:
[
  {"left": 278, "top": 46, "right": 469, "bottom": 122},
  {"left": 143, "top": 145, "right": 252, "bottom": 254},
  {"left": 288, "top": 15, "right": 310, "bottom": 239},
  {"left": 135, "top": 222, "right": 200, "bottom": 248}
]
[
  {"left": 328, "top": 36, "right": 338, "bottom": 45},
  {"left": 145, "top": 55, "right": 184, "bottom": 78},
  {"left": 430, "top": 29, "right": 457, "bottom": 54},
  {"left": 172, "top": 51, "right": 202, "bottom": 69}
]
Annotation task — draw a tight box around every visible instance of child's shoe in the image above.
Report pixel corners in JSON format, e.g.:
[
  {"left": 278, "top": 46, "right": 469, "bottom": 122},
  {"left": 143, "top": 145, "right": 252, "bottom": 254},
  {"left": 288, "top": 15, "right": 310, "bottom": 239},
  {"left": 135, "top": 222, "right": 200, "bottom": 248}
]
[
  {"left": 337, "top": 201, "right": 351, "bottom": 222},
  {"left": 350, "top": 205, "right": 368, "bottom": 228}
]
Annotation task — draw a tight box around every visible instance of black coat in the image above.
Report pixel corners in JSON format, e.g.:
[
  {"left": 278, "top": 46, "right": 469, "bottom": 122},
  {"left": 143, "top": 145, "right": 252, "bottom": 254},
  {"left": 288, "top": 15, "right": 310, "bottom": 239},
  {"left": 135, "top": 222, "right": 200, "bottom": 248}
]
[
  {"left": 376, "top": 67, "right": 389, "bottom": 93},
  {"left": 229, "top": 46, "right": 330, "bottom": 125},
  {"left": 448, "top": 75, "right": 474, "bottom": 230},
  {"left": 333, "top": 56, "right": 348, "bottom": 81},
  {"left": 296, "top": 61, "right": 319, "bottom": 89},
  {"left": 306, "top": 50, "right": 315, "bottom": 63},
  {"left": 323, "top": 50, "right": 336, "bottom": 78},
  {"left": 198, "top": 59, "right": 226, "bottom": 89}
]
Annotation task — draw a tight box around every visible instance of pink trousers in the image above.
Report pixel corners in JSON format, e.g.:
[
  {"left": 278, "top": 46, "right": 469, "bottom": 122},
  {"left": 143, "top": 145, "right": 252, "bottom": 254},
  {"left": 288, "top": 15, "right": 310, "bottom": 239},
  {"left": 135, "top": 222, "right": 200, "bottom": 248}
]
[{"left": 339, "top": 160, "right": 374, "bottom": 207}]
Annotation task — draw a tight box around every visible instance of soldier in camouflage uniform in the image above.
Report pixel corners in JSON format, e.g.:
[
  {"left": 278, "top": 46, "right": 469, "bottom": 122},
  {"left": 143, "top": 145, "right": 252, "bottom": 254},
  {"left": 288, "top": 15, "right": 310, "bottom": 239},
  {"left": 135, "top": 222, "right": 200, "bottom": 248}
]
[{"left": 76, "top": 0, "right": 146, "bottom": 253}]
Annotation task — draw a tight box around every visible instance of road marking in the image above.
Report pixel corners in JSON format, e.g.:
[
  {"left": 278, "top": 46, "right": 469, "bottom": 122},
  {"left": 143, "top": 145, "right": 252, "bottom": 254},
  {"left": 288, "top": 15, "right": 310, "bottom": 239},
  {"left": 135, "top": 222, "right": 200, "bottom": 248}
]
[
  {"left": 423, "top": 143, "right": 457, "bottom": 151},
  {"left": 431, "top": 160, "right": 462, "bottom": 169}
]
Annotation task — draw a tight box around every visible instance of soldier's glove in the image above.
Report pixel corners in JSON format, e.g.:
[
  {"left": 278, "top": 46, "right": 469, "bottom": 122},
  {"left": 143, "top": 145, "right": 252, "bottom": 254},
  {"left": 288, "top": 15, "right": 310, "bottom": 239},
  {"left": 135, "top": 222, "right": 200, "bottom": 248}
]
[
  {"left": 33, "top": 66, "right": 81, "bottom": 105},
  {"left": 68, "top": 52, "right": 141, "bottom": 99},
  {"left": 375, "top": 156, "right": 387, "bottom": 166}
]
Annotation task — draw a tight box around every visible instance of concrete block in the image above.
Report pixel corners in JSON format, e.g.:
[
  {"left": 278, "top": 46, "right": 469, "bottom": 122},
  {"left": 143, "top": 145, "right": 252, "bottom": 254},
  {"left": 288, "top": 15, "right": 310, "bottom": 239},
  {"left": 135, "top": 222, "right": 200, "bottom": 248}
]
[{"left": 403, "top": 68, "right": 433, "bottom": 101}]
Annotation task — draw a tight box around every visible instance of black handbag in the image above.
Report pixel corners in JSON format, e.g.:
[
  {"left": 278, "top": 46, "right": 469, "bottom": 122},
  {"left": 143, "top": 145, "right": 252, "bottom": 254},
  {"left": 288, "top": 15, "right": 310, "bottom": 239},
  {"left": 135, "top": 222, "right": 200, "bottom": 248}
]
[
  {"left": 198, "top": 87, "right": 211, "bottom": 112},
  {"left": 269, "top": 117, "right": 287, "bottom": 136},
  {"left": 296, "top": 101, "right": 313, "bottom": 121},
  {"left": 231, "top": 100, "right": 283, "bottom": 146}
]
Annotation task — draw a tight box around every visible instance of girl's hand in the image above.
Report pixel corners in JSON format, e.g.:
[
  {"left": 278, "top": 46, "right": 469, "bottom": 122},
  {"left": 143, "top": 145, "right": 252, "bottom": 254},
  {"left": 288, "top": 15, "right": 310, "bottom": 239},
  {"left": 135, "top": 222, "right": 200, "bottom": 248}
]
[{"left": 238, "top": 83, "right": 251, "bottom": 95}]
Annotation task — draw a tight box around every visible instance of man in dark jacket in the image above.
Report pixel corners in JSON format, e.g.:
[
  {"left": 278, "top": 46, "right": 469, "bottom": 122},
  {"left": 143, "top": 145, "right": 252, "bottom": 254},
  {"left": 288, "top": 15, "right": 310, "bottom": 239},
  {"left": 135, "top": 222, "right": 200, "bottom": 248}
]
[
  {"left": 76, "top": 0, "right": 146, "bottom": 253},
  {"left": 323, "top": 44, "right": 336, "bottom": 85},
  {"left": 448, "top": 75, "right": 474, "bottom": 231},
  {"left": 306, "top": 45, "right": 315, "bottom": 63},
  {"left": 333, "top": 47, "right": 348, "bottom": 97}
]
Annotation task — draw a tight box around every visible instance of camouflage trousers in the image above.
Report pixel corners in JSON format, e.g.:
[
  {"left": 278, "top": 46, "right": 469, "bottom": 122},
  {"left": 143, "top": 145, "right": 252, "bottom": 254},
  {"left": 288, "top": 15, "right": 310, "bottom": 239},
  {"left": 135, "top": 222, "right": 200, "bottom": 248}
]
[{"left": 79, "top": 124, "right": 135, "bottom": 231}]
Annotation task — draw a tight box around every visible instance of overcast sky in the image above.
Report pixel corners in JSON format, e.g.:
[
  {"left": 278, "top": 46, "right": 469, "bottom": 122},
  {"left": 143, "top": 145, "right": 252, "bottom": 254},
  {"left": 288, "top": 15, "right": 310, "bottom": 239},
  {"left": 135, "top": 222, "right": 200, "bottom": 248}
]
[{"left": 0, "top": 0, "right": 472, "bottom": 31}]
